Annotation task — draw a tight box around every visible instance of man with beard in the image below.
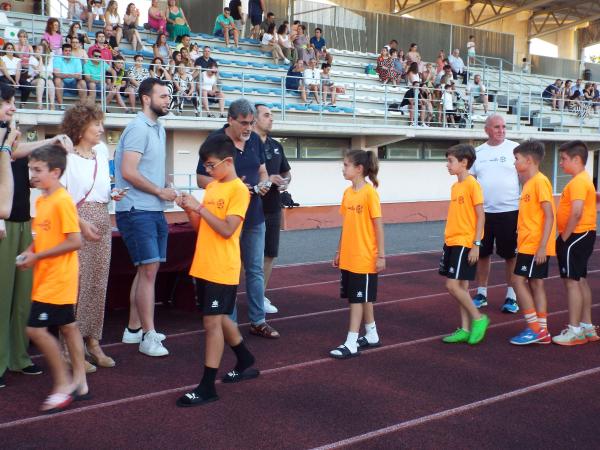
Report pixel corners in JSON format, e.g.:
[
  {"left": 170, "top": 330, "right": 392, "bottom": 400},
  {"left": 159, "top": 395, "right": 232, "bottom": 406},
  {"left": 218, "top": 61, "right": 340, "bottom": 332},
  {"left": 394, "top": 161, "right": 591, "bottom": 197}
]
[{"left": 115, "top": 78, "right": 178, "bottom": 357}]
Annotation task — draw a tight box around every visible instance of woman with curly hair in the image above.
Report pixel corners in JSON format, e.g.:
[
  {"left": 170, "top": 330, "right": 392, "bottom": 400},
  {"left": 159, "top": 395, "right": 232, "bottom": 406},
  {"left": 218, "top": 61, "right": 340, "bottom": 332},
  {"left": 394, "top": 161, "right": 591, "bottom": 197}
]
[
  {"left": 376, "top": 47, "right": 399, "bottom": 85},
  {"left": 60, "top": 103, "right": 125, "bottom": 370},
  {"left": 43, "top": 18, "right": 63, "bottom": 55}
]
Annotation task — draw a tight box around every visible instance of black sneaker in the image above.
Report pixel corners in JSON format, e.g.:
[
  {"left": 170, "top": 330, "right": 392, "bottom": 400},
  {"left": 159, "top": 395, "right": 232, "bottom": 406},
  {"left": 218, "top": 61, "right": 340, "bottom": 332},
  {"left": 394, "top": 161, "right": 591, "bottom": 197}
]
[
  {"left": 222, "top": 367, "right": 260, "bottom": 383},
  {"left": 176, "top": 390, "right": 219, "bottom": 407},
  {"left": 0, "top": 374, "right": 5, "bottom": 388},
  {"left": 19, "top": 364, "right": 43, "bottom": 375}
]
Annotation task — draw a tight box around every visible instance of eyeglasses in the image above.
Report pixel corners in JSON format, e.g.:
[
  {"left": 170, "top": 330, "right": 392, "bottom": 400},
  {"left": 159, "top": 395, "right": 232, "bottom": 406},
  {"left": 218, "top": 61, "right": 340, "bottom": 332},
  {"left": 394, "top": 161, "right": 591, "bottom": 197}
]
[
  {"left": 234, "top": 119, "right": 255, "bottom": 127},
  {"left": 203, "top": 157, "right": 230, "bottom": 170}
]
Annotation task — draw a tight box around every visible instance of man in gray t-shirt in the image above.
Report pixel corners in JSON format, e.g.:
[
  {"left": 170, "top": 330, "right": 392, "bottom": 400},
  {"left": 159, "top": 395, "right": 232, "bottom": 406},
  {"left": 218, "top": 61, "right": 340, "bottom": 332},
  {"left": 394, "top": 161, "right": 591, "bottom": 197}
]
[{"left": 115, "top": 78, "right": 177, "bottom": 358}]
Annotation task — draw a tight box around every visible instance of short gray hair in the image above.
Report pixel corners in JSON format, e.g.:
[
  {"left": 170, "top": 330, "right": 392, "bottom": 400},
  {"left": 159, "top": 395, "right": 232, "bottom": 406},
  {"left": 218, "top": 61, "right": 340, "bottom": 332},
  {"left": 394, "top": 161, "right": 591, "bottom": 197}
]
[
  {"left": 228, "top": 98, "right": 256, "bottom": 120},
  {"left": 485, "top": 113, "right": 504, "bottom": 127}
]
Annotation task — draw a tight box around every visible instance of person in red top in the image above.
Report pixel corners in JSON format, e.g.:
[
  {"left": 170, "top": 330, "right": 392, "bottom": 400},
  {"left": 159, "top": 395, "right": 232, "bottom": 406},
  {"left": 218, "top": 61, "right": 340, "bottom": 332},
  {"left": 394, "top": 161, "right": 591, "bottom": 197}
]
[
  {"left": 330, "top": 150, "right": 385, "bottom": 359},
  {"left": 439, "top": 144, "right": 489, "bottom": 344},
  {"left": 553, "top": 140, "right": 598, "bottom": 345},
  {"left": 87, "top": 31, "right": 113, "bottom": 61},
  {"left": 510, "top": 140, "right": 557, "bottom": 346}
]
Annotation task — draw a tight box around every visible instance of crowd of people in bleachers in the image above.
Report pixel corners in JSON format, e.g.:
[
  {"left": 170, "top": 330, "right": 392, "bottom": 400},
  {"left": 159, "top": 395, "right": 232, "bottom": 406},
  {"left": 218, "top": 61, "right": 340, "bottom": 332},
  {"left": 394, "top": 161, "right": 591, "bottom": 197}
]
[{"left": 542, "top": 78, "right": 600, "bottom": 119}]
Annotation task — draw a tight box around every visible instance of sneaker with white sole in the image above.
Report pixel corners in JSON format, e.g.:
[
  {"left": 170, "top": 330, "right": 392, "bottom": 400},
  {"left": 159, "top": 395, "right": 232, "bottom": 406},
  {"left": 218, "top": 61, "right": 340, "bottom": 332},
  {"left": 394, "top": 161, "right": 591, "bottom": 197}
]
[
  {"left": 552, "top": 327, "right": 588, "bottom": 346},
  {"left": 122, "top": 328, "right": 166, "bottom": 344},
  {"left": 139, "top": 330, "right": 169, "bottom": 357},
  {"left": 264, "top": 297, "right": 278, "bottom": 314}
]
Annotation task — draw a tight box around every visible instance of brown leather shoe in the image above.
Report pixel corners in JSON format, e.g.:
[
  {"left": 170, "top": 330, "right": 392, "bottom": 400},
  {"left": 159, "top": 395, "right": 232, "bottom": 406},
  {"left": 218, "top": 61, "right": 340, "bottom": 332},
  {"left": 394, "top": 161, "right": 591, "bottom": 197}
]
[{"left": 249, "top": 323, "right": 280, "bottom": 339}]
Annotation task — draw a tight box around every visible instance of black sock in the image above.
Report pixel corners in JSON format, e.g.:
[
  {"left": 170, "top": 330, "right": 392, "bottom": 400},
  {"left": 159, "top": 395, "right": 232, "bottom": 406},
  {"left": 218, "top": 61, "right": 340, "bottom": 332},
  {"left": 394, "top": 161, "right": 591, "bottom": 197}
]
[
  {"left": 128, "top": 326, "right": 141, "bottom": 334},
  {"left": 195, "top": 366, "right": 218, "bottom": 397},
  {"left": 231, "top": 341, "right": 254, "bottom": 373}
]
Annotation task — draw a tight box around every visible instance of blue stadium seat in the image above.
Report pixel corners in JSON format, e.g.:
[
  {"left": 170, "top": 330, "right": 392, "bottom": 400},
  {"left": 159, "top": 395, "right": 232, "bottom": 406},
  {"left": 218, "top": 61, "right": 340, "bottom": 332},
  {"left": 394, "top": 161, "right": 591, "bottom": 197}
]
[
  {"left": 232, "top": 60, "right": 249, "bottom": 67},
  {"left": 287, "top": 104, "right": 308, "bottom": 111},
  {"left": 140, "top": 50, "right": 154, "bottom": 59},
  {"left": 120, "top": 48, "right": 137, "bottom": 56},
  {"left": 265, "top": 63, "right": 283, "bottom": 69},
  {"left": 221, "top": 86, "right": 239, "bottom": 93},
  {"left": 240, "top": 38, "right": 260, "bottom": 45},
  {"left": 247, "top": 61, "right": 263, "bottom": 68},
  {"left": 255, "top": 87, "right": 271, "bottom": 95},
  {"left": 267, "top": 76, "right": 282, "bottom": 83},
  {"left": 308, "top": 104, "right": 323, "bottom": 112},
  {"left": 215, "top": 46, "right": 233, "bottom": 53}
]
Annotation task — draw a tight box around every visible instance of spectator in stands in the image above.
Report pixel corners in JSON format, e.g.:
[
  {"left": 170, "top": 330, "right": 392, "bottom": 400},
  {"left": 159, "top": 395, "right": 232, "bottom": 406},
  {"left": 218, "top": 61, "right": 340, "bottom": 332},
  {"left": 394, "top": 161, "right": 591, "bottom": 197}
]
[
  {"left": 400, "top": 81, "right": 421, "bottom": 124},
  {"left": 442, "top": 83, "right": 456, "bottom": 126},
  {"left": 168, "top": 50, "right": 181, "bottom": 76},
  {"left": 390, "top": 49, "right": 405, "bottom": 81},
  {"left": 376, "top": 47, "right": 396, "bottom": 85},
  {"left": 286, "top": 59, "right": 307, "bottom": 103},
  {"left": 304, "top": 58, "right": 322, "bottom": 104},
  {"left": 175, "top": 34, "right": 191, "bottom": 52},
  {"left": 261, "top": 23, "right": 290, "bottom": 65},
  {"left": 29, "top": 43, "right": 56, "bottom": 110},
  {"left": 84, "top": 48, "right": 110, "bottom": 102},
  {"left": 466, "top": 74, "right": 489, "bottom": 114},
  {"left": 422, "top": 63, "right": 435, "bottom": 86},
  {"left": 153, "top": 33, "right": 172, "bottom": 61},
  {"left": 200, "top": 62, "right": 225, "bottom": 118},
  {"left": 54, "top": 43, "right": 87, "bottom": 109},
  {"left": 189, "top": 43, "right": 200, "bottom": 61},
  {"left": 321, "top": 63, "right": 336, "bottom": 106},
  {"left": 466, "top": 35, "right": 476, "bottom": 65},
  {"left": 406, "top": 62, "right": 421, "bottom": 86},
  {"left": 0, "top": 43, "right": 32, "bottom": 109},
  {"left": 68, "top": 0, "right": 89, "bottom": 22},
  {"left": 70, "top": 37, "right": 88, "bottom": 62},
  {"left": 67, "top": 22, "right": 91, "bottom": 45},
  {"left": 15, "top": 30, "right": 33, "bottom": 77},
  {"left": 89, "top": 0, "right": 106, "bottom": 32},
  {"left": 406, "top": 43, "right": 424, "bottom": 73},
  {"left": 542, "top": 78, "right": 562, "bottom": 111},
  {"left": 260, "top": 12, "right": 276, "bottom": 39},
  {"left": 166, "top": 0, "right": 191, "bottom": 43},
  {"left": 560, "top": 79, "right": 573, "bottom": 110},
  {"left": 293, "top": 24, "right": 310, "bottom": 63},
  {"left": 289, "top": 20, "right": 301, "bottom": 42},
  {"left": 43, "top": 18, "right": 63, "bottom": 55},
  {"left": 180, "top": 47, "right": 194, "bottom": 72},
  {"left": 521, "top": 57, "right": 530, "bottom": 74},
  {"left": 436, "top": 64, "right": 454, "bottom": 85},
  {"left": 88, "top": 31, "right": 113, "bottom": 61},
  {"left": 150, "top": 56, "right": 176, "bottom": 112},
  {"left": 148, "top": 0, "right": 167, "bottom": 35},
  {"left": 103, "top": 23, "right": 121, "bottom": 58},
  {"left": 277, "top": 24, "right": 294, "bottom": 62},
  {"left": 123, "top": 3, "right": 145, "bottom": 52},
  {"left": 436, "top": 50, "right": 446, "bottom": 74},
  {"left": 173, "top": 62, "right": 199, "bottom": 115},
  {"left": 384, "top": 39, "right": 398, "bottom": 52},
  {"left": 310, "top": 27, "right": 332, "bottom": 65},
  {"left": 588, "top": 82, "right": 600, "bottom": 113},
  {"left": 104, "top": 1, "right": 123, "bottom": 46},
  {"left": 229, "top": 0, "right": 245, "bottom": 38},
  {"left": 214, "top": 7, "right": 240, "bottom": 49},
  {"left": 194, "top": 46, "right": 216, "bottom": 72},
  {"left": 248, "top": 0, "right": 265, "bottom": 40},
  {"left": 572, "top": 78, "right": 585, "bottom": 97},
  {"left": 125, "top": 54, "right": 150, "bottom": 111},
  {"left": 106, "top": 55, "right": 129, "bottom": 112},
  {"left": 420, "top": 82, "right": 433, "bottom": 126},
  {"left": 448, "top": 49, "right": 467, "bottom": 84}
]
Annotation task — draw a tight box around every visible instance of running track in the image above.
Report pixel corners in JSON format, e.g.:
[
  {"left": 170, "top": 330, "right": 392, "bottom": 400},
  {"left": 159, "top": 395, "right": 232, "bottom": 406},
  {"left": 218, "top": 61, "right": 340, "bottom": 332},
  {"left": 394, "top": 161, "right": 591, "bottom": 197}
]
[{"left": 1, "top": 245, "right": 600, "bottom": 448}]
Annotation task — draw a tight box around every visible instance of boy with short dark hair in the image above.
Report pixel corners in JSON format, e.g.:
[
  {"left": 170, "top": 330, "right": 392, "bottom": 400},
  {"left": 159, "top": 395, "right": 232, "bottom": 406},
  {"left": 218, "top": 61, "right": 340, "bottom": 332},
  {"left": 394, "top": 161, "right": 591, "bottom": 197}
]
[
  {"left": 553, "top": 140, "right": 598, "bottom": 345},
  {"left": 176, "top": 134, "right": 258, "bottom": 407},
  {"left": 510, "top": 140, "right": 556, "bottom": 345},
  {"left": 440, "top": 144, "right": 489, "bottom": 345},
  {"left": 16, "top": 144, "right": 88, "bottom": 412}
]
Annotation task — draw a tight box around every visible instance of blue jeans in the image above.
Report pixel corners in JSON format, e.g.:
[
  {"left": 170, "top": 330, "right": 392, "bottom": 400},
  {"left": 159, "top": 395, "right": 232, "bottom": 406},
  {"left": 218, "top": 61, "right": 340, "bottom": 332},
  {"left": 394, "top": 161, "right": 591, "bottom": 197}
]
[
  {"left": 230, "top": 221, "right": 266, "bottom": 325},
  {"left": 116, "top": 209, "right": 168, "bottom": 266}
]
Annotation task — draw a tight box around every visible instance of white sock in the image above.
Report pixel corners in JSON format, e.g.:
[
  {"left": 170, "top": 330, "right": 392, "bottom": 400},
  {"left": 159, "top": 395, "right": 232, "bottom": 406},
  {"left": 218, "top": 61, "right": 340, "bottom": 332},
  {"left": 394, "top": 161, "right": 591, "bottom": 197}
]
[
  {"left": 568, "top": 325, "right": 583, "bottom": 335},
  {"left": 364, "top": 322, "right": 379, "bottom": 344},
  {"left": 477, "top": 287, "right": 487, "bottom": 297},
  {"left": 344, "top": 332, "right": 359, "bottom": 353},
  {"left": 580, "top": 322, "right": 593, "bottom": 329},
  {"left": 506, "top": 287, "right": 516, "bottom": 300}
]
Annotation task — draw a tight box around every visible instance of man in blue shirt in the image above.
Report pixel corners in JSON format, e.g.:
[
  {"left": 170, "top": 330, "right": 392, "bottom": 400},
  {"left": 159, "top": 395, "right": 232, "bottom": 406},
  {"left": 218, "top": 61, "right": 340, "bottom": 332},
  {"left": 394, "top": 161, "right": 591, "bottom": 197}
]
[
  {"left": 196, "top": 98, "right": 280, "bottom": 339},
  {"left": 542, "top": 79, "right": 562, "bottom": 110},
  {"left": 213, "top": 7, "right": 239, "bottom": 48},
  {"left": 285, "top": 60, "right": 307, "bottom": 103},
  {"left": 53, "top": 43, "right": 87, "bottom": 109},
  {"left": 309, "top": 27, "right": 333, "bottom": 64},
  {"left": 248, "top": 0, "right": 265, "bottom": 40}
]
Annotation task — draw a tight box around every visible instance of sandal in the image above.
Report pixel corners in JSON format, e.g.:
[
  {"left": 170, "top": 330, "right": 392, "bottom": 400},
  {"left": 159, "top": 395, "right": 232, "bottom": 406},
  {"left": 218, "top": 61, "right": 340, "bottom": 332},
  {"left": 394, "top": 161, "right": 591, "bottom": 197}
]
[
  {"left": 40, "top": 392, "right": 74, "bottom": 413},
  {"left": 222, "top": 367, "right": 260, "bottom": 384},
  {"left": 329, "top": 344, "right": 359, "bottom": 360},
  {"left": 86, "top": 345, "right": 116, "bottom": 368},
  {"left": 249, "top": 323, "right": 280, "bottom": 339},
  {"left": 357, "top": 336, "right": 381, "bottom": 350},
  {"left": 176, "top": 391, "right": 219, "bottom": 407}
]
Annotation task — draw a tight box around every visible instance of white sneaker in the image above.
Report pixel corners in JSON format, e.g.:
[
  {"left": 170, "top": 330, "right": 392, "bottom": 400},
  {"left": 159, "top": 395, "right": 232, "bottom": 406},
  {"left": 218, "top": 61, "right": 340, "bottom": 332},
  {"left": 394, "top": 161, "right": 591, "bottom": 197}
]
[
  {"left": 139, "top": 330, "right": 169, "bottom": 357},
  {"left": 264, "top": 297, "right": 278, "bottom": 314},
  {"left": 122, "top": 328, "right": 166, "bottom": 344},
  {"left": 283, "top": 58, "right": 290, "bottom": 65}
]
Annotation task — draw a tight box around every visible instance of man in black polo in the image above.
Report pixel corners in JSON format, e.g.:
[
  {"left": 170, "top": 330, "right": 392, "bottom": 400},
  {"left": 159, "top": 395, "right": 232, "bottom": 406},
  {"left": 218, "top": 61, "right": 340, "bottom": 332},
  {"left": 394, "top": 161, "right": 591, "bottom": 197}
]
[{"left": 254, "top": 104, "right": 291, "bottom": 314}]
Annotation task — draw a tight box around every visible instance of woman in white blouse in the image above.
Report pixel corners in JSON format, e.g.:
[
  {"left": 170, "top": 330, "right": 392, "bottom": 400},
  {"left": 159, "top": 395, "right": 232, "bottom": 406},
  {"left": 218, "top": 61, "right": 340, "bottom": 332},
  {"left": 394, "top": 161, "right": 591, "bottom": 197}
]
[
  {"left": 28, "top": 44, "right": 56, "bottom": 110},
  {"left": 276, "top": 23, "right": 294, "bottom": 62},
  {"left": 0, "top": 42, "right": 32, "bottom": 108},
  {"left": 261, "top": 23, "right": 289, "bottom": 65},
  {"left": 60, "top": 103, "right": 124, "bottom": 370},
  {"left": 104, "top": 0, "right": 123, "bottom": 46}
]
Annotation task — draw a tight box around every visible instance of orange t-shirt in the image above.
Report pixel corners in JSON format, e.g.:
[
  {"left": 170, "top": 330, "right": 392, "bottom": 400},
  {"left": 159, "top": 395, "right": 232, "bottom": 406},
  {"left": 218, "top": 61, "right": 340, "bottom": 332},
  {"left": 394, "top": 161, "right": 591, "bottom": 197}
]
[
  {"left": 189, "top": 178, "right": 250, "bottom": 285},
  {"left": 339, "top": 183, "right": 382, "bottom": 274},
  {"left": 556, "top": 171, "right": 597, "bottom": 233},
  {"left": 32, "top": 187, "right": 81, "bottom": 305},
  {"left": 444, "top": 175, "right": 484, "bottom": 248},
  {"left": 517, "top": 172, "right": 556, "bottom": 256}
]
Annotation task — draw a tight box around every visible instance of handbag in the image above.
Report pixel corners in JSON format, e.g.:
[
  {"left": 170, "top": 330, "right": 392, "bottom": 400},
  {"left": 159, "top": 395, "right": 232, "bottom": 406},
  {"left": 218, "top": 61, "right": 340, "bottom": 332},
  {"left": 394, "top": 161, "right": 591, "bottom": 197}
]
[{"left": 76, "top": 156, "right": 98, "bottom": 208}]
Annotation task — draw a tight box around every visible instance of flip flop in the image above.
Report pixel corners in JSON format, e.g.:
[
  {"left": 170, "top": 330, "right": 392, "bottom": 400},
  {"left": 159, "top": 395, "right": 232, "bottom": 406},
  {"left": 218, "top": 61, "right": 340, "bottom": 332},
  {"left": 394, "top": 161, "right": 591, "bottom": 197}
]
[
  {"left": 357, "top": 336, "right": 382, "bottom": 350},
  {"left": 221, "top": 367, "right": 260, "bottom": 383},
  {"left": 329, "top": 344, "right": 359, "bottom": 360},
  {"left": 40, "top": 392, "right": 74, "bottom": 414}
]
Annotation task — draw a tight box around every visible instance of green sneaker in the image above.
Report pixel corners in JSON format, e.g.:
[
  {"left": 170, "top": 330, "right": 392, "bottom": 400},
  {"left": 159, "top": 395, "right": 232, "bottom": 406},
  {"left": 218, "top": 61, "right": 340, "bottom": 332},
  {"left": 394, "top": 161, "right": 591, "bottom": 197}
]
[
  {"left": 468, "top": 314, "right": 490, "bottom": 345},
  {"left": 442, "top": 328, "right": 471, "bottom": 343}
]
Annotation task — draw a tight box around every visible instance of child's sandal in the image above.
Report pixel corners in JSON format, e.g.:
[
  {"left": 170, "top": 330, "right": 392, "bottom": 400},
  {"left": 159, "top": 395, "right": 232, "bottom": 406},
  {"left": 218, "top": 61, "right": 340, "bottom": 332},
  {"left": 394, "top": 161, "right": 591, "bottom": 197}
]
[{"left": 329, "top": 344, "right": 359, "bottom": 359}]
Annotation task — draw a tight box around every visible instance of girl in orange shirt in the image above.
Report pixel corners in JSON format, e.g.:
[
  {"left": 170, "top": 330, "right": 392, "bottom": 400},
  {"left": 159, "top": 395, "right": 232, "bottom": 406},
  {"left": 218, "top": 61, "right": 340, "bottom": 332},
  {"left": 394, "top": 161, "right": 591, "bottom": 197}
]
[{"left": 331, "top": 150, "right": 385, "bottom": 359}]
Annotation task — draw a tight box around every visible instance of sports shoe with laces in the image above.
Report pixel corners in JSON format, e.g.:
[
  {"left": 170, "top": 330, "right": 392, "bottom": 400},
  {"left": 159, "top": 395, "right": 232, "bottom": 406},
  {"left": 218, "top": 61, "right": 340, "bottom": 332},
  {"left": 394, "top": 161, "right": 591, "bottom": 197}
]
[
  {"left": 501, "top": 297, "right": 519, "bottom": 314},
  {"left": 535, "top": 329, "right": 552, "bottom": 344},
  {"left": 472, "top": 294, "right": 488, "bottom": 308},
  {"left": 442, "top": 328, "right": 470, "bottom": 343},
  {"left": 122, "top": 328, "right": 166, "bottom": 344},
  {"left": 18, "top": 364, "right": 43, "bottom": 375},
  {"left": 468, "top": 314, "right": 490, "bottom": 345},
  {"left": 139, "top": 330, "right": 169, "bottom": 357},
  {"left": 264, "top": 297, "right": 278, "bottom": 314},
  {"left": 583, "top": 325, "right": 600, "bottom": 342},
  {"left": 552, "top": 327, "right": 587, "bottom": 346},
  {"left": 510, "top": 327, "right": 548, "bottom": 345}
]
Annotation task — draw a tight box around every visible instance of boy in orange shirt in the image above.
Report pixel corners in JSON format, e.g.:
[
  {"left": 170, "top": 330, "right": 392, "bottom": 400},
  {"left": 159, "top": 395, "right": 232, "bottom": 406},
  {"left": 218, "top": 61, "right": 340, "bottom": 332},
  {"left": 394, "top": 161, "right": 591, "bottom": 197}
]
[
  {"left": 510, "top": 140, "right": 556, "bottom": 345},
  {"left": 16, "top": 144, "right": 88, "bottom": 413},
  {"left": 440, "top": 144, "right": 489, "bottom": 345},
  {"left": 553, "top": 140, "right": 598, "bottom": 345},
  {"left": 175, "top": 135, "right": 258, "bottom": 407}
]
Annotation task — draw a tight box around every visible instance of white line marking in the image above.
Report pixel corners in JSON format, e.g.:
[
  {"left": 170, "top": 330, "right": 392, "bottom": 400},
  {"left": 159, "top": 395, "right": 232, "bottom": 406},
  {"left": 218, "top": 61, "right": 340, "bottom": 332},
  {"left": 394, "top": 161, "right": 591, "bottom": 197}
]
[
  {"left": 6, "top": 302, "right": 598, "bottom": 430},
  {"left": 312, "top": 365, "right": 600, "bottom": 449}
]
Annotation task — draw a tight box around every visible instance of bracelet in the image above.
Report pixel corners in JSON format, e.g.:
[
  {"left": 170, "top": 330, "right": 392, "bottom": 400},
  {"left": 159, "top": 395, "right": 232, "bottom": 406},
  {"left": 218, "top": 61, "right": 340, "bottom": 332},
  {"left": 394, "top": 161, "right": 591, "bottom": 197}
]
[{"left": 0, "top": 145, "right": 11, "bottom": 155}]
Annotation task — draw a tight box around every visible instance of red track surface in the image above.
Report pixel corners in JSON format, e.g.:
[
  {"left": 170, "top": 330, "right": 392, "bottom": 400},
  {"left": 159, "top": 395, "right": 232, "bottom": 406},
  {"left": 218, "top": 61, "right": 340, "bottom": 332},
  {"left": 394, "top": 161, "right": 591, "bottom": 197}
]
[{"left": 2, "top": 246, "right": 600, "bottom": 448}]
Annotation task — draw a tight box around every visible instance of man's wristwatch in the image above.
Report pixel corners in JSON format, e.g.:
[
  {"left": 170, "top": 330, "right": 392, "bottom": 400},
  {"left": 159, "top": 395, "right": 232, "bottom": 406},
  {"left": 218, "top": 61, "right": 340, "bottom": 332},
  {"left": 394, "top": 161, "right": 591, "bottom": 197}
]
[{"left": 473, "top": 240, "right": 482, "bottom": 247}]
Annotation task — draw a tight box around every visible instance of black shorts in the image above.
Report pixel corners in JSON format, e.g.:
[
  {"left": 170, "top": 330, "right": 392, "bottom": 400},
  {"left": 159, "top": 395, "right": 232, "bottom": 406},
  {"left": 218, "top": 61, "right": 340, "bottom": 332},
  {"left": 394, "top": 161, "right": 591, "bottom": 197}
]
[
  {"left": 340, "top": 270, "right": 377, "bottom": 303},
  {"left": 27, "top": 301, "right": 76, "bottom": 328},
  {"left": 264, "top": 210, "right": 282, "bottom": 258},
  {"left": 480, "top": 210, "right": 518, "bottom": 259},
  {"left": 249, "top": 12, "right": 262, "bottom": 26},
  {"left": 438, "top": 245, "right": 477, "bottom": 281},
  {"left": 206, "top": 94, "right": 219, "bottom": 104},
  {"left": 194, "top": 278, "right": 237, "bottom": 316},
  {"left": 513, "top": 253, "right": 549, "bottom": 279},
  {"left": 556, "top": 231, "right": 596, "bottom": 280}
]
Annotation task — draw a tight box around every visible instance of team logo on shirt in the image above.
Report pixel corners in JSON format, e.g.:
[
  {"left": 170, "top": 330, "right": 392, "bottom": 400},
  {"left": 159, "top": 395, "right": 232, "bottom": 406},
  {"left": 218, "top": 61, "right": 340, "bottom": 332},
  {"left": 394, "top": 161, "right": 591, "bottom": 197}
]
[
  {"left": 521, "top": 265, "right": 528, "bottom": 271},
  {"left": 356, "top": 291, "right": 363, "bottom": 298},
  {"left": 37, "top": 220, "right": 51, "bottom": 231},
  {"left": 523, "top": 194, "right": 531, "bottom": 202},
  {"left": 38, "top": 313, "right": 48, "bottom": 321},
  {"left": 355, "top": 205, "right": 363, "bottom": 214},
  {"left": 211, "top": 300, "right": 219, "bottom": 308},
  {"left": 458, "top": 196, "right": 465, "bottom": 204},
  {"left": 217, "top": 199, "right": 225, "bottom": 209},
  {"left": 500, "top": 156, "right": 506, "bottom": 163}
]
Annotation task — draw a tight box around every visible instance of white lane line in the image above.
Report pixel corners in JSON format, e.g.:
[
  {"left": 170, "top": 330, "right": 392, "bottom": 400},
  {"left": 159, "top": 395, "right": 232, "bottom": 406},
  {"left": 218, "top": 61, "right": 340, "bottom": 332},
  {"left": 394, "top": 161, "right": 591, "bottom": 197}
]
[
  {"left": 6, "top": 303, "right": 598, "bottom": 430},
  {"left": 312, "top": 365, "right": 600, "bottom": 449}
]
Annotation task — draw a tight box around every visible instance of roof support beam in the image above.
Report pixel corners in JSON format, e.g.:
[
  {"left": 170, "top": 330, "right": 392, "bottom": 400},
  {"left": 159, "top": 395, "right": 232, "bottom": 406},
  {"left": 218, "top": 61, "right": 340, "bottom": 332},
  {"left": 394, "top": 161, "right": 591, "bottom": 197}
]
[
  {"left": 530, "top": 14, "right": 600, "bottom": 38},
  {"left": 393, "top": 0, "right": 442, "bottom": 16},
  {"left": 528, "top": 3, "right": 600, "bottom": 38},
  {"left": 469, "top": 0, "right": 556, "bottom": 27}
]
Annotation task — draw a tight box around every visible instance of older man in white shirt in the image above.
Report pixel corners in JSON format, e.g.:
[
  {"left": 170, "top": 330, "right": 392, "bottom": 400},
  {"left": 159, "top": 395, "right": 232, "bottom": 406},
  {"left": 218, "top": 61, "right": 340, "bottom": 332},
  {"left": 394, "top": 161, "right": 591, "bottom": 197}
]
[
  {"left": 448, "top": 49, "right": 468, "bottom": 84},
  {"left": 303, "top": 58, "right": 322, "bottom": 104}
]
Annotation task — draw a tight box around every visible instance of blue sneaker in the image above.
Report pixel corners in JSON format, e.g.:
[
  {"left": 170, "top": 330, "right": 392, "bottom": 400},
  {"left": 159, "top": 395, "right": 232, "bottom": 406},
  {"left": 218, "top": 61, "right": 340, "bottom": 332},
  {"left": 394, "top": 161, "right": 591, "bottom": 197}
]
[
  {"left": 510, "top": 327, "right": 548, "bottom": 345},
  {"left": 501, "top": 298, "right": 519, "bottom": 314},
  {"left": 472, "top": 294, "right": 488, "bottom": 308}
]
